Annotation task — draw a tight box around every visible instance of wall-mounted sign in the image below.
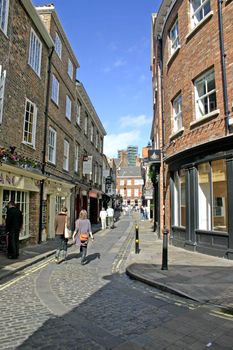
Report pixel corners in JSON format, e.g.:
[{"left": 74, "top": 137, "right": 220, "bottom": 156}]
[
  {"left": 83, "top": 156, "right": 92, "bottom": 175},
  {"left": 148, "top": 150, "right": 161, "bottom": 163}
]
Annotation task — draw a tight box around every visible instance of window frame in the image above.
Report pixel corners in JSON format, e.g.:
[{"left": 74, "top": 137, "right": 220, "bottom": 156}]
[
  {"left": 172, "top": 94, "right": 182, "bottom": 133},
  {"left": 194, "top": 68, "right": 216, "bottom": 120},
  {"left": 74, "top": 143, "right": 79, "bottom": 173},
  {"left": 48, "top": 127, "right": 57, "bottom": 164},
  {"left": 63, "top": 139, "right": 69, "bottom": 171},
  {"left": 0, "top": 0, "right": 9, "bottom": 35},
  {"left": 190, "top": 0, "right": 211, "bottom": 29},
  {"left": 28, "top": 28, "right": 42, "bottom": 77},
  {"left": 51, "top": 74, "right": 59, "bottom": 105},
  {"left": 169, "top": 18, "right": 179, "bottom": 56},
  {"left": 0, "top": 65, "right": 6, "bottom": 124},
  {"left": 76, "top": 99, "right": 81, "bottom": 126},
  {"left": 67, "top": 58, "right": 73, "bottom": 80},
  {"left": 65, "top": 95, "right": 72, "bottom": 120},
  {"left": 23, "top": 98, "right": 37, "bottom": 148},
  {"left": 90, "top": 123, "right": 94, "bottom": 143},
  {"left": 54, "top": 32, "right": 62, "bottom": 59},
  {"left": 84, "top": 113, "right": 88, "bottom": 135}
]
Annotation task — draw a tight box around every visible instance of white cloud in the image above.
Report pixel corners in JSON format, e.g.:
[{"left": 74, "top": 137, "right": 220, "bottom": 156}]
[
  {"left": 103, "top": 130, "right": 140, "bottom": 158},
  {"left": 113, "top": 59, "right": 126, "bottom": 67},
  {"left": 119, "top": 114, "right": 152, "bottom": 129}
]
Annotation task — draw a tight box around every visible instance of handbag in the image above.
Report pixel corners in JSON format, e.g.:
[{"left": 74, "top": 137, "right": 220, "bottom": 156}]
[
  {"left": 80, "top": 232, "right": 89, "bottom": 242},
  {"left": 64, "top": 216, "right": 71, "bottom": 239}
]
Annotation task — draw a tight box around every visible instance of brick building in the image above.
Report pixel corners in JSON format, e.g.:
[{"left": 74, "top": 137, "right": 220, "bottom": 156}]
[
  {"left": 0, "top": 0, "right": 53, "bottom": 243},
  {"left": 151, "top": 0, "right": 233, "bottom": 258},
  {"left": 117, "top": 166, "right": 144, "bottom": 207}
]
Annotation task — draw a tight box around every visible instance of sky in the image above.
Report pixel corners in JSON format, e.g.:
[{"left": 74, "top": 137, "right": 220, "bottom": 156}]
[{"left": 33, "top": 0, "right": 160, "bottom": 158}]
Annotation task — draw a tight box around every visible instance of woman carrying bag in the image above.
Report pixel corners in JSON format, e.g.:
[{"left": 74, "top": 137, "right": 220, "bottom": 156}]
[
  {"left": 74, "top": 209, "right": 94, "bottom": 265},
  {"left": 54, "top": 206, "right": 70, "bottom": 263}
]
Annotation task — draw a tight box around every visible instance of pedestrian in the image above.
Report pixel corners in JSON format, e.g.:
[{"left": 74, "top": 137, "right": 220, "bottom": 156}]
[
  {"left": 140, "top": 205, "right": 145, "bottom": 221},
  {"left": 99, "top": 207, "right": 107, "bottom": 230},
  {"left": 106, "top": 205, "right": 114, "bottom": 228},
  {"left": 74, "top": 209, "right": 94, "bottom": 265},
  {"left": 6, "top": 201, "right": 23, "bottom": 259},
  {"left": 54, "top": 206, "right": 70, "bottom": 263}
]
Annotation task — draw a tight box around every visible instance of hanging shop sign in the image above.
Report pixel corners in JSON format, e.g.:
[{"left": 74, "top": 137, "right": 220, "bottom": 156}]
[{"left": 83, "top": 156, "right": 93, "bottom": 175}]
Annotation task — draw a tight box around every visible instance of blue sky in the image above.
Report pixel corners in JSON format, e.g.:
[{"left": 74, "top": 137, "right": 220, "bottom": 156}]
[{"left": 34, "top": 0, "right": 160, "bottom": 158}]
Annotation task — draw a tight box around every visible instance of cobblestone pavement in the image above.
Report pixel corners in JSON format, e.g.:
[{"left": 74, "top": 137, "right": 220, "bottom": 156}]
[{"left": 0, "top": 216, "right": 233, "bottom": 349}]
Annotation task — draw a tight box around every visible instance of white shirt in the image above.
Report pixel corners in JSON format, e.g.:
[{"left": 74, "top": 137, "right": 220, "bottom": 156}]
[
  {"left": 106, "top": 208, "right": 114, "bottom": 217},
  {"left": 100, "top": 210, "right": 107, "bottom": 219}
]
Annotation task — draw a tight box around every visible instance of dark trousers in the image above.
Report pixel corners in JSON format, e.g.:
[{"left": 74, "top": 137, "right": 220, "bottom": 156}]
[
  {"left": 8, "top": 230, "right": 20, "bottom": 258},
  {"left": 80, "top": 244, "right": 87, "bottom": 262},
  {"left": 55, "top": 235, "right": 68, "bottom": 259}
]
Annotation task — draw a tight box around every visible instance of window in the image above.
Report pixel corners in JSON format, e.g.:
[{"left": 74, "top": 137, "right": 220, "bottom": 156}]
[
  {"left": 127, "top": 189, "right": 131, "bottom": 197},
  {"left": 23, "top": 99, "right": 37, "bottom": 147},
  {"left": 55, "top": 196, "right": 65, "bottom": 215},
  {"left": 120, "top": 180, "right": 124, "bottom": 186},
  {"left": 100, "top": 137, "right": 103, "bottom": 153},
  {"left": 90, "top": 123, "right": 94, "bottom": 142},
  {"left": 2, "top": 190, "right": 29, "bottom": 238},
  {"left": 74, "top": 143, "right": 79, "bottom": 173},
  {"left": 198, "top": 160, "right": 228, "bottom": 232},
  {"left": 96, "top": 131, "right": 99, "bottom": 149},
  {"left": 99, "top": 165, "right": 102, "bottom": 186},
  {"left": 84, "top": 113, "right": 88, "bottom": 135},
  {"left": 51, "top": 75, "right": 59, "bottom": 105},
  {"left": 190, "top": 0, "right": 211, "bottom": 28},
  {"left": 134, "top": 189, "right": 139, "bottom": 197},
  {"left": 194, "top": 68, "right": 216, "bottom": 120},
  {"left": 0, "top": 65, "right": 6, "bottom": 124},
  {"left": 76, "top": 100, "right": 81, "bottom": 125},
  {"left": 127, "top": 179, "right": 132, "bottom": 185},
  {"left": 173, "top": 170, "right": 186, "bottom": 227},
  {"left": 65, "top": 95, "right": 71, "bottom": 120},
  {"left": 54, "top": 32, "right": 62, "bottom": 59},
  {"left": 48, "top": 127, "right": 56, "bottom": 164},
  {"left": 120, "top": 189, "right": 124, "bottom": 197},
  {"left": 0, "top": 0, "right": 9, "bottom": 34},
  {"left": 28, "top": 29, "right": 42, "bottom": 76},
  {"left": 170, "top": 19, "right": 179, "bottom": 56},
  {"left": 63, "top": 140, "right": 69, "bottom": 171},
  {"left": 68, "top": 58, "right": 73, "bottom": 79},
  {"left": 172, "top": 94, "right": 182, "bottom": 132}
]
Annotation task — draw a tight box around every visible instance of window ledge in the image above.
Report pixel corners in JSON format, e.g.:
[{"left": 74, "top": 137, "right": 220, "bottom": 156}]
[
  {"left": 169, "top": 127, "right": 184, "bottom": 141},
  {"left": 186, "top": 11, "right": 213, "bottom": 42},
  {"left": 167, "top": 45, "right": 180, "bottom": 67},
  {"left": 22, "top": 141, "right": 36, "bottom": 150},
  {"left": 51, "top": 99, "right": 59, "bottom": 108},
  {"left": 190, "top": 109, "right": 220, "bottom": 128},
  {"left": 65, "top": 116, "right": 71, "bottom": 122}
]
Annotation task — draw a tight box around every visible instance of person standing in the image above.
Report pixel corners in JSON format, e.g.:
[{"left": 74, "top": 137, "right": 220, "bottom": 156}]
[
  {"left": 54, "top": 207, "right": 69, "bottom": 263},
  {"left": 6, "top": 201, "right": 23, "bottom": 259},
  {"left": 99, "top": 207, "right": 107, "bottom": 230},
  {"left": 75, "top": 209, "right": 94, "bottom": 265},
  {"left": 106, "top": 205, "right": 114, "bottom": 229}
]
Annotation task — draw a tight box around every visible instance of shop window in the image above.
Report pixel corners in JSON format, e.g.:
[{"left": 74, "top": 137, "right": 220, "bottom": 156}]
[
  {"left": 198, "top": 160, "right": 228, "bottom": 232},
  {"left": 55, "top": 196, "right": 65, "bottom": 214},
  {"left": 2, "top": 190, "right": 29, "bottom": 238},
  {"left": 173, "top": 170, "right": 186, "bottom": 227}
]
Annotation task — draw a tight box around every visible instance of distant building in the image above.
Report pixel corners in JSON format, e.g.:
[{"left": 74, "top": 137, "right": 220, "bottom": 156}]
[
  {"left": 117, "top": 166, "right": 143, "bottom": 206},
  {"left": 127, "top": 145, "right": 138, "bottom": 166}
]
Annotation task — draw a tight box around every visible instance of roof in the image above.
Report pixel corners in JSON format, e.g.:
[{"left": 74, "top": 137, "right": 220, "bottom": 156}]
[{"left": 118, "top": 166, "right": 142, "bottom": 178}]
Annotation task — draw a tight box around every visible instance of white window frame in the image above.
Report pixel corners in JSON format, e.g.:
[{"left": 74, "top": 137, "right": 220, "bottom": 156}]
[
  {"left": 120, "top": 180, "right": 124, "bottom": 186},
  {"left": 63, "top": 140, "right": 69, "bottom": 171},
  {"left": 23, "top": 98, "right": 37, "bottom": 147},
  {"left": 96, "top": 131, "right": 99, "bottom": 149},
  {"left": 76, "top": 100, "right": 81, "bottom": 125},
  {"left": 127, "top": 189, "right": 131, "bottom": 197},
  {"left": 28, "top": 28, "right": 42, "bottom": 77},
  {"left": 134, "top": 189, "right": 139, "bottom": 197},
  {"left": 74, "top": 143, "right": 79, "bottom": 173},
  {"left": 190, "top": 0, "right": 211, "bottom": 28},
  {"left": 48, "top": 127, "right": 57, "bottom": 164},
  {"left": 68, "top": 58, "right": 73, "bottom": 80},
  {"left": 65, "top": 95, "right": 72, "bottom": 120},
  {"left": 51, "top": 74, "right": 59, "bottom": 105},
  {"left": 172, "top": 94, "right": 182, "bottom": 132},
  {"left": 54, "top": 32, "right": 62, "bottom": 59},
  {"left": 0, "top": 65, "right": 6, "bottom": 124},
  {"left": 0, "top": 0, "right": 9, "bottom": 35},
  {"left": 127, "top": 179, "right": 132, "bottom": 185},
  {"left": 170, "top": 19, "right": 179, "bottom": 56},
  {"left": 120, "top": 189, "right": 124, "bottom": 197},
  {"left": 194, "top": 68, "right": 216, "bottom": 120}
]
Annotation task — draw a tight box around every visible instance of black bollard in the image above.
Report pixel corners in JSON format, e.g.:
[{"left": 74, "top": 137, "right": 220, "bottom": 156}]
[
  {"left": 135, "top": 224, "right": 139, "bottom": 254},
  {"left": 161, "top": 226, "right": 168, "bottom": 270}
]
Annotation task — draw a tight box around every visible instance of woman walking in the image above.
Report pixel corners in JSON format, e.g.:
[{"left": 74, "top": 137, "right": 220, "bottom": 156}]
[
  {"left": 75, "top": 209, "right": 93, "bottom": 265},
  {"left": 54, "top": 206, "right": 69, "bottom": 263}
]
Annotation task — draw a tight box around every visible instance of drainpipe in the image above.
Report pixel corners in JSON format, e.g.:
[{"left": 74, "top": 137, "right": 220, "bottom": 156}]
[
  {"left": 38, "top": 47, "right": 54, "bottom": 244},
  {"left": 218, "top": 0, "right": 229, "bottom": 135}
]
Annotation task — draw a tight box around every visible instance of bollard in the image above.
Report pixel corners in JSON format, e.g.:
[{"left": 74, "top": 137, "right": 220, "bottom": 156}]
[
  {"left": 161, "top": 226, "right": 168, "bottom": 270},
  {"left": 135, "top": 224, "right": 140, "bottom": 254}
]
